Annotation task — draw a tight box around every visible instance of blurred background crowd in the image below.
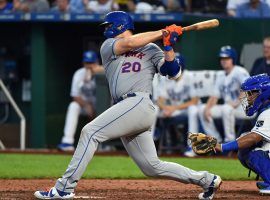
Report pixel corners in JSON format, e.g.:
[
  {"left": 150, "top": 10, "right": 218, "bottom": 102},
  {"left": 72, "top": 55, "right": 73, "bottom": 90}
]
[{"left": 0, "top": 0, "right": 270, "bottom": 18}]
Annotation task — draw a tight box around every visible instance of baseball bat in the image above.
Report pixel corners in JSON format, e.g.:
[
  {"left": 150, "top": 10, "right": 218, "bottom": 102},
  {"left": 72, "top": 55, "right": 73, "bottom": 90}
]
[{"left": 182, "top": 19, "right": 219, "bottom": 32}]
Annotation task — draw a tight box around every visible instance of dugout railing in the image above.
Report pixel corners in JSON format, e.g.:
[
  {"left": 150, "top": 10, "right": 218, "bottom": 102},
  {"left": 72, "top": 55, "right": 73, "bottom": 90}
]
[{"left": 0, "top": 79, "right": 26, "bottom": 150}]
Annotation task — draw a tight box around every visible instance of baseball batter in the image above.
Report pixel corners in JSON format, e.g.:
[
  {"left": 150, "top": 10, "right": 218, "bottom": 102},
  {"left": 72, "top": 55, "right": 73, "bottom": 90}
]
[
  {"left": 34, "top": 11, "right": 221, "bottom": 200},
  {"left": 199, "top": 46, "right": 250, "bottom": 142}
]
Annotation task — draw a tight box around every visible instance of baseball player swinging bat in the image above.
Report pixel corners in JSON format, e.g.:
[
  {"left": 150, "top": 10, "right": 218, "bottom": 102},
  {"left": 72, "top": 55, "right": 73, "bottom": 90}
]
[
  {"left": 182, "top": 19, "right": 219, "bottom": 32},
  {"left": 34, "top": 11, "right": 222, "bottom": 200}
]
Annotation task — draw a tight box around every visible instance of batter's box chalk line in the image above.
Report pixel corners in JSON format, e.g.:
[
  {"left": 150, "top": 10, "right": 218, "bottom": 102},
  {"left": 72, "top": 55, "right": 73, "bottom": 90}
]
[{"left": 74, "top": 196, "right": 105, "bottom": 199}]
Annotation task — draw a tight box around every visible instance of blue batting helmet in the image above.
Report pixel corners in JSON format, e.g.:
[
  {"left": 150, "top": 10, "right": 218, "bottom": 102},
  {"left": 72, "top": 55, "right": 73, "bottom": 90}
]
[
  {"left": 240, "top": 74, "right": 270, "bottom": 116},
  {"left": 100, "top": 11, "right": 134, "bottom": 38},
  {"left": 83, "top": 51, "right": 98, "bottom": 63},
  {"left": 219, "top": 46, "right": 237, "bottom": 64}
]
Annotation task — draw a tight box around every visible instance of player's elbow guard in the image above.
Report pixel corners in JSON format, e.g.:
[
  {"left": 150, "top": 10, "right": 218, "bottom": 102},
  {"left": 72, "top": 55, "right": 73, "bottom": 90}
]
[{"left": 160, "top": 59, "right": 182, "bottom": 80}]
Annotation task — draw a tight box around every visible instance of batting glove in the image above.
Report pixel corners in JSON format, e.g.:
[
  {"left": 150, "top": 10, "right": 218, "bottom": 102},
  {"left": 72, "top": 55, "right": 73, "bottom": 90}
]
[{"left": 162, "top": 24, "right": 182, "bottom": 47}]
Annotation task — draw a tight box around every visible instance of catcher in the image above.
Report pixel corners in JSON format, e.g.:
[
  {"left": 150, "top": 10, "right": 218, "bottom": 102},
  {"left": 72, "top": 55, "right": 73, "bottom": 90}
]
[{"left": 189, "top": 73, "right": 270, "bottom": 195}]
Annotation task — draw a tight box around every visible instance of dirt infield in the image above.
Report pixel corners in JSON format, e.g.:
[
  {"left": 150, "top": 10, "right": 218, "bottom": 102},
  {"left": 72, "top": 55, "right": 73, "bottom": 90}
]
[{"left": 0, "top": 179, "right": 269, "bottom": 200}]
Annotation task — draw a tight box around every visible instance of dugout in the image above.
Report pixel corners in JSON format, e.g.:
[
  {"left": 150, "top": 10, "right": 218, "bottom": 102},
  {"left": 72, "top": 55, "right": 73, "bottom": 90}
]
[{"left": 0, "top": 13, "right": 270, "bottom": 148}]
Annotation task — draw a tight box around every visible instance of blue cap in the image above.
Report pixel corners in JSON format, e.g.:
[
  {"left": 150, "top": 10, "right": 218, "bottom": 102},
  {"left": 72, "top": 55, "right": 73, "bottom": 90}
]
[
  {"left": 83, "top": 51, "right": 98, "bottom": 63},
  {"left": 218, "top": 46, "right": 237, "bottom": 64}
]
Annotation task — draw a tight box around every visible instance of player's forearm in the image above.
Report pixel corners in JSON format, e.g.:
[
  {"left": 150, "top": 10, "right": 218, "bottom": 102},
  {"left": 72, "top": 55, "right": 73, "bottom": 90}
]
[
  {"left": 92, "top": 65, "right": 104, "bottom": 74},
  {"left": 176, "top": 98, "right": 199, "bottom": 110},
  {"left": 122, "top": 30, "right": 163, "bottom": 50},
  {"left": 216, "top": 132, "right": 263, "bottom": 152},
  {"left": 236, "top": 132, "right": 263, "bottom": 149},
  {"left": 205, "top": 96, "right": 218, "bottom": 110},
  {"left": 157, "top": 97, "right": 166, "bottom": 110},
  {"left": 164, "top": 48, "right": 175, "bottom": 61}
]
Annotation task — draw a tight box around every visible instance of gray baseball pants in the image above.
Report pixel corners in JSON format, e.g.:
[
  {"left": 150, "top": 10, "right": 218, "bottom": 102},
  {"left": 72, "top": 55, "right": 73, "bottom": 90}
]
[{"left": 55, "top": 93, "right": 215, "bottom": 193}]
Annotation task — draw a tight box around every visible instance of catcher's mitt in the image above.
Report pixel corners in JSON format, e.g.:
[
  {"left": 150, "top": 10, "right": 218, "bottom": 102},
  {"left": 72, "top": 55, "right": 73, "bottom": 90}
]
[{"left": 188, "top": 133, "right": 217, "bottom": 155}]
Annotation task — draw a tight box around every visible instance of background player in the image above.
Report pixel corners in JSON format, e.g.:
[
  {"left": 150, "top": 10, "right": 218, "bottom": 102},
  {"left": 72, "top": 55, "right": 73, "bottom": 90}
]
[
  {"left": 157, "top": 63, "right": 200, "bottom": 157},
  {"left": 213, "top": 74, "right": 270, "bottom": 195},
  {"left": 34, "top": 11, "right": 221, "bottom": 200},
  {"left": 250, "top": 36, "right": 270, "bottom": 76},
  {"left": 199, "top": 46, "right": 250, "bottom": 143},
  {"left": 57, "top": 50, "right": 104, "bottom": 151}
]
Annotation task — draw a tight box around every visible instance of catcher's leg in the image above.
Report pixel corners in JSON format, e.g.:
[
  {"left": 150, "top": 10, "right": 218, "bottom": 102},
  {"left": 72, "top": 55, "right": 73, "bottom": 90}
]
[
  {"left": 121, "top": 131, "right": 215, "bottom": 189},
  {"left": 238, "top": 149, "right": 270, "bottom": 184},
  {"left": 61, "top": 101, "right": 82, "bottom": 144}
]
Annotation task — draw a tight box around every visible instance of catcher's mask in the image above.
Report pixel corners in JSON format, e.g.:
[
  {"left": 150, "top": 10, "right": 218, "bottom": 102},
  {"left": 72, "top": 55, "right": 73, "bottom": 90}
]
[
  {"left": 100, "top": 11, "right": 134, "bottom": 38},
  {"left": 240, "top": 73, "right": 270, "bottom": 116}
]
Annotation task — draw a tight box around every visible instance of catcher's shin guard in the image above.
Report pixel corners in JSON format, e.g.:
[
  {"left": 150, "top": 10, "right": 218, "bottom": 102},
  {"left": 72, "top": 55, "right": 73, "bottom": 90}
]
[{"left": 239, "top": 149, "right": 270, "bottom": 184}]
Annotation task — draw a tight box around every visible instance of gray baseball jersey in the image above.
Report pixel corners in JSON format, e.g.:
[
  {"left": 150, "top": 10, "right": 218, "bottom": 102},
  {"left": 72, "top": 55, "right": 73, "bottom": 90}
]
[
  {"left": 100, "top": 38, "right": 164, "bottom": 101},
  {"left": 214, "top": 66, "right": 249, "bottom": 103},
  {"left": 54, "top": 38, "right": 216, "bottom": 194}
]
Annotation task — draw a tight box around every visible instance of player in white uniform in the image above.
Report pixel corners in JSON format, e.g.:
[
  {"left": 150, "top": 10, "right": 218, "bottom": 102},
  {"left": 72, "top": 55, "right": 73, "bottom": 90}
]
[
  {"left": 57, "top": 51, "right": 104, "bottom": 151},
  {"left": 199, "top": 46, "right": 250, "bottom": 142},
  {"left": 34, "top": 11, "right": 221, "bottom": 200},
  {"left": 157, "top": 67, "right": 200, "bottom": 157},
  {"left": 213, "top": 74, "right": 270, "bottom": 194}
]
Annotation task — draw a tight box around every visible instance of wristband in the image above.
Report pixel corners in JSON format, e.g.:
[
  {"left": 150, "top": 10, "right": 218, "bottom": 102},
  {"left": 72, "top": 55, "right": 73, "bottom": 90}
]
[
  {"left": 221, "top": 140, "right": 239, "bottom": 152},
  {"left": 164, "top": 46, "right": 172, "bottom": 51}
]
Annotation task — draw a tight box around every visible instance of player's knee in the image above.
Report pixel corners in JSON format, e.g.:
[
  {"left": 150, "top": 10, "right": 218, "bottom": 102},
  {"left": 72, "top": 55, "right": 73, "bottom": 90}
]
[
  {"left": 198, "top": 105, "right": 206, "bottom": 120},
  {"left": 81, "top": 123, "right": 95, "bottom": 138},
  {"left": 80, "top": 123, "right": 105, "bottom": 144},
  {"left": 238, "top": 148, "right": 252, "bottom": 169},
  {"left": 221, "top": 104, "right": 233, "bottom": 115},
  {"left": 139, "top": 159, "right": 164, "bottom": 177},
  {"left": 188, "top": 106, "right": 198, "bottom": 118},
  {"left": 80, "top": 125, "right": 89, "bottom": 137},
  {"left": 68, "top": 101, "right": 81, "bottom": 111},
  {"left": 247, "top": 150, "right": 269, "bottom": 170}
]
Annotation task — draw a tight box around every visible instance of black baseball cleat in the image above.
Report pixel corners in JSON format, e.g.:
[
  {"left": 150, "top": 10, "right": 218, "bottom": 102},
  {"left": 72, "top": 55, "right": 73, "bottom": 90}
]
[{"left": 198, "top": 175, "right": 222, "bottom": 200}]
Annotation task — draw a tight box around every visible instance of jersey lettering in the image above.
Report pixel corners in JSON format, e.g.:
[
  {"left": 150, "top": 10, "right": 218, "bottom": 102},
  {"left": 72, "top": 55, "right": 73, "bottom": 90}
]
[{"left": 121, "top": 62, "right": 141, "bottom": 73}]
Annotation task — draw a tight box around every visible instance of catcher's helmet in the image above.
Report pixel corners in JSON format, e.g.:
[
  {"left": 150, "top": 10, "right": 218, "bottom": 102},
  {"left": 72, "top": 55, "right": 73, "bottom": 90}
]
[
  {"left": 240, "top": 74, "right": 270, "bottom": 116},
  {"left": 100, "top": 11, "right": 134, "bottom": 38},
  {"left": 218, "top": 46, "right": 237, "bottom": 64},
  {"left": 83, "top": 51, "right": 98, "bottom": 63}
]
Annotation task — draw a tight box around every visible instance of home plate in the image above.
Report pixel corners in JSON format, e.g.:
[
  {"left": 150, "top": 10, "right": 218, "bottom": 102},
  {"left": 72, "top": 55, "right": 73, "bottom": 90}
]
[{"left": 74, "top": 196, "right": 105, "bottom": 199}]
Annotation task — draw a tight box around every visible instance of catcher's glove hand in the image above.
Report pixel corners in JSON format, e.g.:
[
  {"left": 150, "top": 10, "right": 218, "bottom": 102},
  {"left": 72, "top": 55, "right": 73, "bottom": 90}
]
[{"left": 188, "top": 133, "right": 217, "bottom": 155}]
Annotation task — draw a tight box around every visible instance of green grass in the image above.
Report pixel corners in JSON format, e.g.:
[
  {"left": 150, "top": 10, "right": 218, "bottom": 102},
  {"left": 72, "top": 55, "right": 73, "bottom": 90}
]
[{"left": 0, "top": 154, "right": 256, "bottom": 180}]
